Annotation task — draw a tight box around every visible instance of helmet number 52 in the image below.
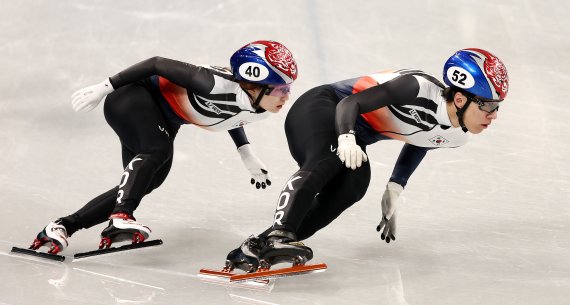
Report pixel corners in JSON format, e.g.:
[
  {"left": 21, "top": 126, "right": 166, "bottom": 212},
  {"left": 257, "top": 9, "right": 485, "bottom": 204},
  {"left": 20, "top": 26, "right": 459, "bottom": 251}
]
[
  {"left": 446, "top": 66, "right": 475, "bottom": 89},
  {"left": 452, "top": 70, "right": 467, "bottom": 85}
]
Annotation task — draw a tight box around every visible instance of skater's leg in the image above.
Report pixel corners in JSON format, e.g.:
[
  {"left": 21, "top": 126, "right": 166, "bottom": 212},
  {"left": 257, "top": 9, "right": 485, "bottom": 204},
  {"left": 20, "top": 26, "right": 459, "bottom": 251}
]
[
  {"left": 101, "top": 156, "right": 172, "bottom": 245},
  {"left": 253, "top": 162, "right": 369, "bottom": 255},
  {"left": 259, "top": 158, "right": 340, "bottom": 266},
  {"left": 31, "top": 84, "right": 176, "bottom": 252},
  {"left": 271, "top": 85, "right": 343, "bottom": 234},
  {"left": 59, "top": 186, "right": 120, "bottom": 236},
  {"left": 103, "top": 83, "right": 177, "bottom": 216},
  {"left": 259, "top": 86, "right": 345, "bottom": 265},
  {"left": 296, "top": 161, "right": 371, "bottom": 240},
  {"left": 144, "top": 154, "right": 173, "bottom": 194},
  {"left": 271, "top": 157, "right": 343, "bottom": 233},
  {"left": 227, "top": 86, "right": 341, "bottom": 270},
  {"left": 31, "top": 153, "right": 128, "bottom": 251}
]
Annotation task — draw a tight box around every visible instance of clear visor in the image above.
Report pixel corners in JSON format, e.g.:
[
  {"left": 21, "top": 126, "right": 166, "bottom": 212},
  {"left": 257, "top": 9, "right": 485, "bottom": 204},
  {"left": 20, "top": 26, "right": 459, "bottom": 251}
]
[{"left": 265, "top": 84, "right": 291, "bottom": 97}]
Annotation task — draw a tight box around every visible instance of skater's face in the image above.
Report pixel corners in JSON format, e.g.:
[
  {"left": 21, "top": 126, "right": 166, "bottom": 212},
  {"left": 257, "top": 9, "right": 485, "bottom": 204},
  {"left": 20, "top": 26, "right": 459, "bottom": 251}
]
[
  {"left": 454, "top": 93, "right": 499, "bottom": 134},
  {"left": 258, "top": 84, "right": 291, "bottom": 113}
]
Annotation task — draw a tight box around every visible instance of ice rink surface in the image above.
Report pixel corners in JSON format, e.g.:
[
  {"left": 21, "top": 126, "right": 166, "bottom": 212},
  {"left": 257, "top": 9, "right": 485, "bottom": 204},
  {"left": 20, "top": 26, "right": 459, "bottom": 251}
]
[{"left": 1, "top": 1, "right": 569, "bottom": 304}]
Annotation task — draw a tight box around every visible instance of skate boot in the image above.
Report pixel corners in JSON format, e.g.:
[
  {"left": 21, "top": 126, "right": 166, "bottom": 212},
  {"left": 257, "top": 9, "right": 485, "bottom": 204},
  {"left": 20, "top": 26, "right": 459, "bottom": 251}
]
[
  {"left": 99, "top": 212, "right": 151, "bottom": 249},
  {"left": 258, "top": 230, "right": 313, "bottom": 269},
  {"left": 224, "top": 235, "right": 267, "bottom": 273},
  {"left": 30, "top": 220, "right": 69, "bottom": 254}
]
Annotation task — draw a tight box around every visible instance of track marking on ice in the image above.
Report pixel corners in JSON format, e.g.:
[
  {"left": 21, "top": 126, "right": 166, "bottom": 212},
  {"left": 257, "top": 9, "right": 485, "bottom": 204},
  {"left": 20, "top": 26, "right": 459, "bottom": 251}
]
[
  {"left": 230, "top": 294, "right": 281, "bottom": 305},
  {"left": 73, "top": 267, "right": 165, "bottom": 290}
]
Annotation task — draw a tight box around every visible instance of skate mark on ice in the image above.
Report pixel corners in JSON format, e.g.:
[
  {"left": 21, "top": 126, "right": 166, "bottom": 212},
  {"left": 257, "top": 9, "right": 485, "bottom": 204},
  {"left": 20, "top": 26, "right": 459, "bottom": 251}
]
[{"left": 73, "top": 267, "right": 165, "bottom": 291}]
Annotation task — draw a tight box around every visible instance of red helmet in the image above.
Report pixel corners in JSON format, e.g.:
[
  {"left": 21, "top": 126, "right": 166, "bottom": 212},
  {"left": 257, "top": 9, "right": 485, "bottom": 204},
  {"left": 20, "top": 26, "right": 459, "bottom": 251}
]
[{"left": 230, "top": 40, "right": 297, "bottom": 85}]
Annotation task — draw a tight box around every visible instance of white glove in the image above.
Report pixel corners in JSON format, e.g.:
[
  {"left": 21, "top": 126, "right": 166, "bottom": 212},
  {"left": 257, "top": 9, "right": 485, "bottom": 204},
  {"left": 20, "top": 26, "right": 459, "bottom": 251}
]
[
  {"left": 376, "top": 182, "right": 404, "bottom": 243},
  {"left": 337, "top": 133, "right": 368, "bottom": 170},
  {"left": 71, "top": 78, "right": 114, "bottom": 112},
  {"left": 237, "top": 144, "right": 271, "bottom": 189}
]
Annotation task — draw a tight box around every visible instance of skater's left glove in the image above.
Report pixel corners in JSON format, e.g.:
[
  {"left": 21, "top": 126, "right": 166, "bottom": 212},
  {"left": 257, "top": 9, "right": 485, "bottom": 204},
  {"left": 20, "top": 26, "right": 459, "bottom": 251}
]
[
  {"left": 337, "top": 133, "right": 368, "bottom": 170},
  {"left": 237, "top": 144, "right": 271, "bottom": 189},
  {"left": 376, "top": 182, "right": 403, "bottom": 243}
]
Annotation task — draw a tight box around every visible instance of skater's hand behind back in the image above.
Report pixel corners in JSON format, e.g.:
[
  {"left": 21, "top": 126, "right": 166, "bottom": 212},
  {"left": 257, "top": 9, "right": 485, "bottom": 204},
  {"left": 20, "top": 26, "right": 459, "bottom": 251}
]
[{"left": 71, "top": 78, "right": 114, "bottom": 112}]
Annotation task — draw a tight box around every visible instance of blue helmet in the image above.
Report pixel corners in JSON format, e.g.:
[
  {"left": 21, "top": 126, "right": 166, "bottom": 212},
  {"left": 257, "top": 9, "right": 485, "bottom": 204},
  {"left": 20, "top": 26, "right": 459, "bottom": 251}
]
[
  {"left": 230, "top": 40, "right": 297, "bottom": 86},
  {"left": 443, "top": 48, "right": 509, "bottom": 100}
]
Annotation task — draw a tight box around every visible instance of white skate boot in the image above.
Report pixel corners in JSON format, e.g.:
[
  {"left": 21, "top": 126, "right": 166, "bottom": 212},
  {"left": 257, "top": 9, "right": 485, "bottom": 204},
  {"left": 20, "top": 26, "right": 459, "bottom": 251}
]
[
  {"left": 30, "top": 220, "right": 69, "bottom": 254},
  {"left": 99, "top": 212, "right": 151, "bottom": 249}
]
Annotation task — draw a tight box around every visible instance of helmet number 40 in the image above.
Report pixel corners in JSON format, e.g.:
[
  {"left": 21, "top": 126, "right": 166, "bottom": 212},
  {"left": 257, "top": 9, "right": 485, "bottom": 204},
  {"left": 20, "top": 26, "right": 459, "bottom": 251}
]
[
  {"left": 239, "top": 63, "right": 269, "bottom": 82},
  {"left": 246, "top": 66, "right": 260, "bottom": 78}
]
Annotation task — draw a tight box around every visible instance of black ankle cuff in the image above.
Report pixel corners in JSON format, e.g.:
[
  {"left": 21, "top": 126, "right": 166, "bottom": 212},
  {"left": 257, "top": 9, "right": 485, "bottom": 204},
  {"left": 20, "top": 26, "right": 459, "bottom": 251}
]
[
  {"left": 268, "top": 230, "right": 297, "bottom": 241},
  {"left": 58, "top": 215, "right": 81, "bottom": 237}
]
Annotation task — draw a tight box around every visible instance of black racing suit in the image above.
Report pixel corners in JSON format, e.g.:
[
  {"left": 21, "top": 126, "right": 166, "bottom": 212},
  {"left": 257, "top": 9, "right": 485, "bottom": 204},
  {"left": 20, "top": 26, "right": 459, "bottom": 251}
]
[
  {"left": 60, "top": 57, "right": 268, "bottom": 235},
  {"left": 261, "top": 70, "right": 469, "bottom": 241}
]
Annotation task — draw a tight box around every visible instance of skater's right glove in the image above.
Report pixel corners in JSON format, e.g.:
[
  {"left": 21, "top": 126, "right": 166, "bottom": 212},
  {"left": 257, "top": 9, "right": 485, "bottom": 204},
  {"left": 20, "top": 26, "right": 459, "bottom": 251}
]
[
  {"left": 71, "top": 78, "right": 115, "bottom": 112},
  {"left": 337, "top": 133, "right": 368, "bottom": 170},
  {"left": 376, "top": 182, "right": 403, "bottom": 243},
  {"left": 237, "top": 144, "right": 271, "bottom": 189}
]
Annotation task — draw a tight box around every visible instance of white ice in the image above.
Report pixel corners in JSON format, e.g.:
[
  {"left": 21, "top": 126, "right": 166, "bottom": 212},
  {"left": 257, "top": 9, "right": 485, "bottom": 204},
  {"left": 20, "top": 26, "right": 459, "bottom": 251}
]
[{"left": 0, "top": 1, "right": 569, "bottom": 304}]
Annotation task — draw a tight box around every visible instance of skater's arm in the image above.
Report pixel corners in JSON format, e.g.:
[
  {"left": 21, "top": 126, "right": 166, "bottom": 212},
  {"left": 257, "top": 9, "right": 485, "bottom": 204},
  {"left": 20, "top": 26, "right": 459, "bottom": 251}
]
[
  {"left": 335, "top": 74, "right": 420, "bottom": 135},
  {"left": 376, "top": 144, "right": 432, "bottom": 243},
  {"left": 389, "top": 144, "right": 433, "bottom": 188},
  {"left": 228, "top": 127, "right": 250, "bottom": 148},
  {"left": 71, "top": 57, "right": 216, "bottom": 113},
  {"left": 109, "top": 56, "right": 215, "bottom": 93},
  {"left": 229, "top": 127, "right": 271, "bottom": 189}
]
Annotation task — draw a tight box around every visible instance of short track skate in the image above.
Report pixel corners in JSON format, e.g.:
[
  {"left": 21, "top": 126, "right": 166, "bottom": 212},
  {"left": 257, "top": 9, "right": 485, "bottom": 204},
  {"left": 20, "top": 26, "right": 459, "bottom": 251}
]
[
  {"left": 10, "top": 246, "right": 66, "bottom": 262},
  {"left": 199, "top": 259, "right": 270, "bottom": 285},
  {"left": 10, "top": 239, "right": 163, "bottom": 262},
  {"left": 229, "top": 258, "right": 327, "bottom": 282},
  {"left": 73, "top": 239, "right": 163, "bottom": 261},
  {"left": 200, "top": 260, "right": 327, "bottom": 283}
]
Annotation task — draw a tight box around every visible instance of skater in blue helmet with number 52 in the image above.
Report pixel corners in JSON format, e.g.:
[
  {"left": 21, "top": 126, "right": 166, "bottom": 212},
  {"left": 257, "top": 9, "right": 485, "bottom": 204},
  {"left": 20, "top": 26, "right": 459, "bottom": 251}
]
[{"left": 222, "top": 48, "right": 509, "bottom": 274}]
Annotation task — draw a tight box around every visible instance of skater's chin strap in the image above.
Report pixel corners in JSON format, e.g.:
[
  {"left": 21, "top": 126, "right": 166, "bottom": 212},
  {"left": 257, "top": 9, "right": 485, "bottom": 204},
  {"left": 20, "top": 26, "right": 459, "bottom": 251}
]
[
  {"left": 243, "top": 85, "right": 269, "bottom": 112},
  {"left": 454, "top": 99, "right": 471, "bottom": 133},
  {"left": 253, "top": 86, "right": 269, "bottom": 109}
]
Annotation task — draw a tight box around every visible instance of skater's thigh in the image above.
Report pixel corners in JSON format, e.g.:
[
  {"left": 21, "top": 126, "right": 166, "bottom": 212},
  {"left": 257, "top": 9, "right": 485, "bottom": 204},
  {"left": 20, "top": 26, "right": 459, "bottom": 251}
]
[
  {"left": 297, "top": 162, "right": 371, "bottom": 240},
  {"left": 321, "top": 162, "right": 371, "bottom": 211},
  {"left": 104, "top": 84, "right": 172, "bottom": 155},
  {"left": 285, "top": 85, "right": 338, "bottom": 165}
]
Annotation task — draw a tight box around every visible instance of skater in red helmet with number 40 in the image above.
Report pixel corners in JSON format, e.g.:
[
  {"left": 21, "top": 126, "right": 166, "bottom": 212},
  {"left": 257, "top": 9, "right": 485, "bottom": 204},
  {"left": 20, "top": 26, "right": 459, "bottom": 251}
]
[{"left": 28, "top": 40, "right": 298, "bottom": 255}]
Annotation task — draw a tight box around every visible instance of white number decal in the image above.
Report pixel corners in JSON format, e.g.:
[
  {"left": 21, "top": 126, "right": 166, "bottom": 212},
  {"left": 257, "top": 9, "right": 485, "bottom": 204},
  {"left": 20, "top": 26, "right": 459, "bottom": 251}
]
[
  {"left": 446, "top": 67, "right": 475, "bottom": 89},
  {"left": 238, "top": 63, "right": 269, "bottom": 81}
]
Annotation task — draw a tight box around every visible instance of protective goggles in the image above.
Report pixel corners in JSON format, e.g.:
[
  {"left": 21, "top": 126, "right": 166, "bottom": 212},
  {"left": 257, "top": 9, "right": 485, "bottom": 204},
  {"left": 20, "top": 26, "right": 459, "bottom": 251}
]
[
  {"left": 470, "top": 96, "right": 502, "bottom": 113},
  {"left": 265, "top": 84, "right": 291, "bottom": 97}
]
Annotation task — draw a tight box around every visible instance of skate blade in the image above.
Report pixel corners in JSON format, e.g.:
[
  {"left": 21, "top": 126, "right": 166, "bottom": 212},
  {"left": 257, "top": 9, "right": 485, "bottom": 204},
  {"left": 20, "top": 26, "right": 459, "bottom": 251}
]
[
  {"left": 198, "top": 268, "right": 270, "bottom": 285},
  {"left": 230, "top": 263, "right": 327, "bottom": 282},
  {"left": 10, "top": 247, "right": 66, "bottom": 262},
  {"left": 73, "top": 239, "right": 163, "bottom": 262}
]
